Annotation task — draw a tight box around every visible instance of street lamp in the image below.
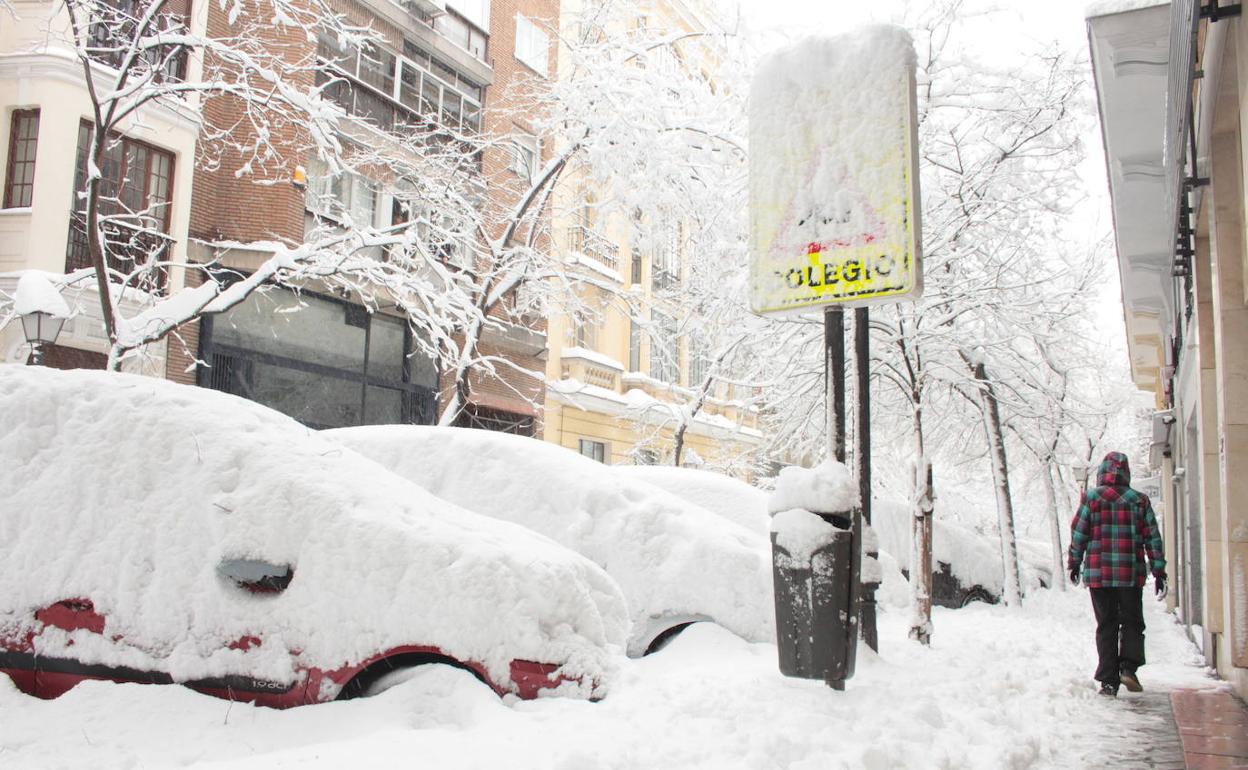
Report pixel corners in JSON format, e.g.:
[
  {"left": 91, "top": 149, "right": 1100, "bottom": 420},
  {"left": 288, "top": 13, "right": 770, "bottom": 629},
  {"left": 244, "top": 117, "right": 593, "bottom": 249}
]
[
  {"left": 14, "top": 272, "right": 70, "bottom": 366},
  {"left": 21, "top": 309, "right": 66, "bottom": 365}
]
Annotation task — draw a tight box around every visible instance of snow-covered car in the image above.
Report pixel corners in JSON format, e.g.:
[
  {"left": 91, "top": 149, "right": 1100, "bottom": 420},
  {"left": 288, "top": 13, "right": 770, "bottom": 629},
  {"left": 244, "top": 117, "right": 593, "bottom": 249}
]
[
  {"left": 0, "top": 367, "right": 627, "bottom": 707},
  {"left": 872, "top": 496, "right": 1053, "bottom": 607},
  {"left": 325, "top": 426, "right": 774, "bottom": 657},
  {"left": 612, "top": 465, "right": 770, "bottom": 535}
]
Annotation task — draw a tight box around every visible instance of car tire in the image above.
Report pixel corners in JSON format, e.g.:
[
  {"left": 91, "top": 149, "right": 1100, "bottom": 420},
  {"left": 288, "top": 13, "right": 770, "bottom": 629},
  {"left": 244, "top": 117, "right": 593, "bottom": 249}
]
[
  {"left": 643, "top": 621, "right": 698, "bottom": 655},
  {"left": 338, "top": 655, "right": 488, "bottom": 700},
  {"left": 959, "top": 587, "right": 994, "bottom": 608}
]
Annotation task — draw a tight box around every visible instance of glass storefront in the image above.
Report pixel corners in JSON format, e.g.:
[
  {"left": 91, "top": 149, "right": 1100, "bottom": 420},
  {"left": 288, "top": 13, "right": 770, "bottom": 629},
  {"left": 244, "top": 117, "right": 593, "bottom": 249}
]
[{"left": 200, "top": 288, "right": 438, "bottom": 429}]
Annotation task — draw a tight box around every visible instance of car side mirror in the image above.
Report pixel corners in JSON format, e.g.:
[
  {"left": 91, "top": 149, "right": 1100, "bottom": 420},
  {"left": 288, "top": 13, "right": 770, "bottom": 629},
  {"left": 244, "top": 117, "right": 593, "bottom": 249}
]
[{"left": 218, "top": 559, "right": 294, "bottom": 595}]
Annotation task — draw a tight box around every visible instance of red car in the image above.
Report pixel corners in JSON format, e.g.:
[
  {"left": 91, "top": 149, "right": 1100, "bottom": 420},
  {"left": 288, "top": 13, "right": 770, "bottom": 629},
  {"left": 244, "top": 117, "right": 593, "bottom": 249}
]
[{"left": 0, "top": 367, "right": 628, "bottom": 706}]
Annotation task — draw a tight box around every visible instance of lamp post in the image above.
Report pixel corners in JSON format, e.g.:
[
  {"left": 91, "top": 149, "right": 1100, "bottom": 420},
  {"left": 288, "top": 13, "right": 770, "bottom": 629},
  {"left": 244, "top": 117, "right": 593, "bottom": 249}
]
[
  {"left": 14, "top": 272, "right": 70, "bottom": 366},
  {"left": 21, "top": 309, "right": 66, "bottom": 365}
]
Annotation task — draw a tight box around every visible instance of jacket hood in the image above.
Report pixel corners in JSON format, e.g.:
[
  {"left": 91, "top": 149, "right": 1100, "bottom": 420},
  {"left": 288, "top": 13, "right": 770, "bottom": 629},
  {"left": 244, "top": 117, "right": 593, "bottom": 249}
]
[{"left": 1097, "top": 451, "right": 1131, "bottom": 487}]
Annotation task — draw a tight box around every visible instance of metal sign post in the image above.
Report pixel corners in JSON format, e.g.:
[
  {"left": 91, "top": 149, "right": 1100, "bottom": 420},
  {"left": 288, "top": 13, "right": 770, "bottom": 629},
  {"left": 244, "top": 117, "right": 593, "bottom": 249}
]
[
  {"left": 856, "top": 306, "right": 878, "bottom": 651},
  {"left": 750, "top": 26, "right": 921, "bottom": 689}
]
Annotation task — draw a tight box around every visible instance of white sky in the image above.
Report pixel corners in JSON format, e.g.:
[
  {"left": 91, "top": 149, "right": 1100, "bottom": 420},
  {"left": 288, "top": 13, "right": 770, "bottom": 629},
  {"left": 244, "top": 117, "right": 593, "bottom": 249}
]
[{"left": 734, "top": 0, "right": 1095, "bottom": 52}]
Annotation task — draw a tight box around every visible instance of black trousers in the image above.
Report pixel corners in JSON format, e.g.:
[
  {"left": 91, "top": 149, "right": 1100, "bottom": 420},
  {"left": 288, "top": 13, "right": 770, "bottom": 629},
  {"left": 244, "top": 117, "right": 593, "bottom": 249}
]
[{"left": 1089, "top": 586, "right": 1146, "bottom": 685}]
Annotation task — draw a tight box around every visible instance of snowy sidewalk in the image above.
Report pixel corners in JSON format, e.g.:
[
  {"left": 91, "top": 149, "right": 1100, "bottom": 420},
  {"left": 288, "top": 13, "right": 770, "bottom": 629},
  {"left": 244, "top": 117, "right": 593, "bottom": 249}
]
[
  {"left": 1051, "top": 587, "right": 1242, "bottom": 770},
  {"left": 0, "top": 587, "right": 1224, "bottom": 769}
]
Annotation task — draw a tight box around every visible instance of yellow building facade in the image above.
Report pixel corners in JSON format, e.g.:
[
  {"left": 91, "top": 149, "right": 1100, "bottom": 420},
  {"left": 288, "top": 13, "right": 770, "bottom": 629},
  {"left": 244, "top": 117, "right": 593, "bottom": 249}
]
[{"left": 542, "top": 0, "right": 762, "bottom": 472}]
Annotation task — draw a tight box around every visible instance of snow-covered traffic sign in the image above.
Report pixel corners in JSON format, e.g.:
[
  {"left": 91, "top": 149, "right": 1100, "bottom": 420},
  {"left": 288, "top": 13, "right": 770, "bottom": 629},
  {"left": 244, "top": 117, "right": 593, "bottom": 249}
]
[{"left": 749, "top": 26, "right": 922, "bottom": 315}]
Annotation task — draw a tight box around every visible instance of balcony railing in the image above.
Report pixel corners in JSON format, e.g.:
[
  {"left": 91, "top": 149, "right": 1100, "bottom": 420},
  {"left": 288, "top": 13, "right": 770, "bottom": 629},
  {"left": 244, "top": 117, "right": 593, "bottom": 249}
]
[
  {"left": 66, "top": 214, "right": 172, "bottom": 296},
  {"left": 568, "top": 225, "right": 619, "bottom": 272}
]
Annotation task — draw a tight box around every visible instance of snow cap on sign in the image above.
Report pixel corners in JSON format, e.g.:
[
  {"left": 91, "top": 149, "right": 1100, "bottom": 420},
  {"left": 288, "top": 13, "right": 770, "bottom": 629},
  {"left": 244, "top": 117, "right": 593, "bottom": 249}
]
[
  {"left": 13, "top": 272, "right": 71, "bottom": 318},
  {"left": 1084, "top": 0, "right": 1168, "bottom": 19}
]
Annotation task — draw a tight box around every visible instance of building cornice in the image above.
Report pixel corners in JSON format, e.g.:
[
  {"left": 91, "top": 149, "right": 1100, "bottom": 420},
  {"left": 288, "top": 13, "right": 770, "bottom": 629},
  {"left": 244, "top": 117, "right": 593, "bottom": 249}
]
[{"left": 0, "top": 49, "right": 204, "bottom": 136}]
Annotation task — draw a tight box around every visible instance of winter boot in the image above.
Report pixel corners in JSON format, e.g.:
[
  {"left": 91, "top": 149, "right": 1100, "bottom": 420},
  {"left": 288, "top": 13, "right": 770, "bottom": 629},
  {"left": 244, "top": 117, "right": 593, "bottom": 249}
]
[
  {"left": 1099, "top": 682, "right": 1119, "bottom": 698},
  {"left": 1120, "top": 670, "right": 1142, "bottom": 692}
]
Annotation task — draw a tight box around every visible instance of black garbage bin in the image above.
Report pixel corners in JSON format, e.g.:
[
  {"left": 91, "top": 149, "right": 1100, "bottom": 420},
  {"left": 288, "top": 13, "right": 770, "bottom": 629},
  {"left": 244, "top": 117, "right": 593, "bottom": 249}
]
[{"left": 771, "top": 512, "right": 858, "bottom": 689}]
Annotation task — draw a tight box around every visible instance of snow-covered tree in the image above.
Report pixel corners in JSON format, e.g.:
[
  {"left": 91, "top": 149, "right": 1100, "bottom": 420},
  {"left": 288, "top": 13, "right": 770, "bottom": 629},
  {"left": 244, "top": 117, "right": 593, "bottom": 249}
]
[
  {"left": 722, "top": 0, "right": 1091, "bottom": 640},
  {"left": 58, "top": 0, "right": 491, "bottom": 371}
]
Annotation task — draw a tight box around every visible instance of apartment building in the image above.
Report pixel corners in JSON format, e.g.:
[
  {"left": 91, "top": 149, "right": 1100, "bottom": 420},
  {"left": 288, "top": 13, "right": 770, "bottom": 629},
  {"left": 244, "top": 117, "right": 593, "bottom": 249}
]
[
  {"left": 0, "top": 0, "right": 201, "bottom": 373},
  {"left": 1, "top": 0, "right": 558, "bottom": 433},
  {"left": 542, "top": 0, "right": 762, "bottom": 470},
  {"left": 1089, "top": 0, "right": 1248, "bottom": 698}
]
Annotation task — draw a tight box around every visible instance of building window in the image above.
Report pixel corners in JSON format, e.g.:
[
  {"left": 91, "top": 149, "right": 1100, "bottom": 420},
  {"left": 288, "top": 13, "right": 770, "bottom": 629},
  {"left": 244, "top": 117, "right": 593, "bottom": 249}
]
[
  {"left": 455, "top": 405, "right": 536, "bottom": 436},
  {"left": 3, "top": 109, "right": 39, "bottom": 209},
  {"left": 66, "top": 121, "right": 175, "bottom": 294},
  {"left": 630, "top": 247, "right": 643, "bottom": 284},
  {"left": 567, "top": 311, "right": 597, "bottom": 351},
  {"left": 202, "top": 287, "right": 439, "bottom": 429},
  {"left": 515, "top": 16, "right": 550, "bottom": 76},
  {"left": 305, "top": 157, "right": 380, "bottom": 227},
  {"left": 391, "top": 197, "right": 474, "bottom": 271},
  {"left": 689, "top": 334, "right": 710, "bottom": 387},
  {"left": 316, "top": 28, "right": 484, "bottom": 136},
  {"left": 651, "top": 221, "right": 680, "bottom": 292},
  {"left": 434, "top": 9, "right": 489, "bottom": 61},
  {"left": 88, "top": 0, "right": 192, "bottom": 83},
  {"left": 629, "top": 319, "right": 641, "bottom": 372},
  {"left": 510, "top": 131, "right": 539, "bottom": 180},
  {"left": 650, "top": 311, "right": 678, "bottom": 383},
  {"left": 579, "top": 438, "right": 606, "bottom": 463}
]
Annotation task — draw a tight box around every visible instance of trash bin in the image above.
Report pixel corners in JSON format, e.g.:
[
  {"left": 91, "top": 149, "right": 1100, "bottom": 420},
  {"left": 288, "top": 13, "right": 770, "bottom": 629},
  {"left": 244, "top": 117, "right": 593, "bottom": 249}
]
[{"left": 771, "top": 508, "right": 859, "bottom": 689}]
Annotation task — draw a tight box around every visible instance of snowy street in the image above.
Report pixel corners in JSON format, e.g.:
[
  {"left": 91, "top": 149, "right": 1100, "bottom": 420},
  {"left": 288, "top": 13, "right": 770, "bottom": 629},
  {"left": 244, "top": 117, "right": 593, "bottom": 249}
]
[
  {"left": 5, "top": 0, "right": 1248, "bottom": 765},
  {"left": 0, "top": 588, "right": 1214, "bottom": 769}
]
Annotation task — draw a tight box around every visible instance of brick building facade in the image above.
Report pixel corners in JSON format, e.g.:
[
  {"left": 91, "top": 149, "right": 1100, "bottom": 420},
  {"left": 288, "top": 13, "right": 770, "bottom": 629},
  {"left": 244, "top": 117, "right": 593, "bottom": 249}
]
[{"left": 2, "top": 0, "right": 560, "bottom": 435}]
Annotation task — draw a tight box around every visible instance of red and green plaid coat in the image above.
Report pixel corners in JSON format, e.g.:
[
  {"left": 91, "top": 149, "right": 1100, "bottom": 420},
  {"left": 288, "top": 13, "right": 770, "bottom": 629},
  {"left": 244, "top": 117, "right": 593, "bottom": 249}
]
[{"left": 1068, "top": 452, "right": 1166, "bottom": 588}]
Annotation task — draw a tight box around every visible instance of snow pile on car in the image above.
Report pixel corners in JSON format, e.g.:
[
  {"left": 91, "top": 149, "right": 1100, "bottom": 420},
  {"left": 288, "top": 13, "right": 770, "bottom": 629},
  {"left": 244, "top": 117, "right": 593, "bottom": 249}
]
[
  {"left": 612, "top": 465, "right": 769, "bottom": 534},
  {"left": 327, "top": 426, "right": 774, "bottom": 656},
  {"left": 0, "top": 367, "right": 627, "bottom": 696},
  {"left": 871, "top": 496, "right": 1006, "bottom": 594}
]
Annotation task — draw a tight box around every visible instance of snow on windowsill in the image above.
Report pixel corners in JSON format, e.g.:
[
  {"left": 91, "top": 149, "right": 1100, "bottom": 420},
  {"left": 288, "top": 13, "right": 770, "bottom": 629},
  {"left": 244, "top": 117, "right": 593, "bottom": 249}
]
[
  {"left": 561, "top": 346, "right": 625, "bottom": 371},
  {"left": 566, "top": 252, "right": 623, "bottom": 283},
  {"left": 550, "top": 379, "right": 762, "bottom": 439}
]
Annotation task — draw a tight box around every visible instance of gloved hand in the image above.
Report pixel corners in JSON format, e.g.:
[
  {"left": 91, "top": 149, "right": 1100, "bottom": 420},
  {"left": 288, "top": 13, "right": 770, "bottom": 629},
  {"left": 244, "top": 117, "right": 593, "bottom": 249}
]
[
  {"left": 1155, "top": 573, "right": 1167, "bottom": 598},
  {"left": 1069, "top": 566, "right": 1080, "bottom": 586}
]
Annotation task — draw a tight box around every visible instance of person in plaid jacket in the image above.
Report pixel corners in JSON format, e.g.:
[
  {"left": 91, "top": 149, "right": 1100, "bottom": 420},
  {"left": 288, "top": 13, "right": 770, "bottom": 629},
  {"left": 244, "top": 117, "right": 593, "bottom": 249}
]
[{"left": 1068, "top": 451, "right": 1167, "bottom": 697}]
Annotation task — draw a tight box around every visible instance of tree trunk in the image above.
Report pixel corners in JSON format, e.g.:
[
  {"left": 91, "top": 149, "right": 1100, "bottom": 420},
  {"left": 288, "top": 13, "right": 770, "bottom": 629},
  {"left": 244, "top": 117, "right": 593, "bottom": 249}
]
[
  {"left": 86, "top": 132, "right": 120, "bottom": 368},
  {"left": 673, "top": 421, "right": 689, "bottom": 466},
  {"left": 1042, "top": 459, "right": 1066, "bottom": 592},
  {"left": 909, "top": 403, "right": 933, "bottom": 645},
  {"left": 974, "top": 361, "right": 1022, "bottom": 607}
]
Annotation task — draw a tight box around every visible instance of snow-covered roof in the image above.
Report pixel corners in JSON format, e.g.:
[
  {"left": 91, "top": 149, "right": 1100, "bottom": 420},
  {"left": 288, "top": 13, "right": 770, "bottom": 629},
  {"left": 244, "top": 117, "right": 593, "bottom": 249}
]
[
  {"left": 0, "top": 367, "right": 625, "bottom": 696},
  {"left": 325, "top": 425, "right": 775, "bottom": 656}
]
